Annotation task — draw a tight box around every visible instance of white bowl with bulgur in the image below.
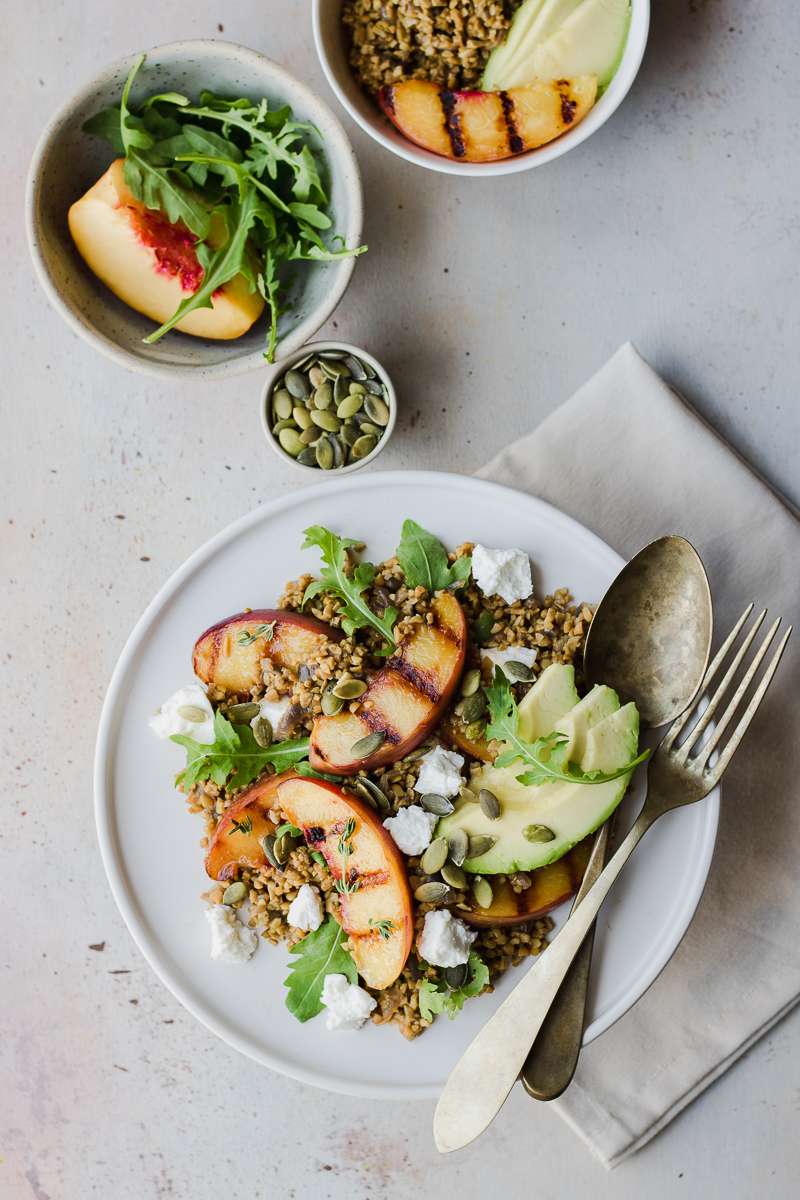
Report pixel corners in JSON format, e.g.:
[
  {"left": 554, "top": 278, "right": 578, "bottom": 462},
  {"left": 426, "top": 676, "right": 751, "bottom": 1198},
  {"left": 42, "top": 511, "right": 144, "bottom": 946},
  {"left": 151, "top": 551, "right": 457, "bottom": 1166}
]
[
  {"left": 313, "top": 1, "right": 650, "bottom": 176},
  {"left": 94, "top": 471, "right": 718, "bottom": 1097}
]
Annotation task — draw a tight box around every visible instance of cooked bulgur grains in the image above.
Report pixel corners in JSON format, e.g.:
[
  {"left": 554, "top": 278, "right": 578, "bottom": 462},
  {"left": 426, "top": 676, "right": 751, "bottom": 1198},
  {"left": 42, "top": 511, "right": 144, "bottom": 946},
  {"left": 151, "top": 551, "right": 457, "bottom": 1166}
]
[
  {"left": 189, "top": 541, "right": 591, "bottom": 1039},
  {"left": 342, "top": 0, "right": 521, "bottom": 93}
]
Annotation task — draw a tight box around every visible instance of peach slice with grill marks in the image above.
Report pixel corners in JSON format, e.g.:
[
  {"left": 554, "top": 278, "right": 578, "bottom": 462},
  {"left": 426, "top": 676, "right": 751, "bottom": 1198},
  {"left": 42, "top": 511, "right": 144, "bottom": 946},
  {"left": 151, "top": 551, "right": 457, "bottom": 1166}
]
[
  {"left": 193, "top": 609, "right": 341, "bottom": 698},
  {"left": 277, "top": 775, "right": 413, "bottom": 990},
  {"left": 458, "top": 838, "right": 593, "bottom": 927},
  {"left": 309, "top": 592, "right": 467, "bottom": 774},
  {"left": 205, "top": 771, "right": 297, "bottom": 881},
  {"left": 378, "top": 77, "right": 597, "bottom": 163}
]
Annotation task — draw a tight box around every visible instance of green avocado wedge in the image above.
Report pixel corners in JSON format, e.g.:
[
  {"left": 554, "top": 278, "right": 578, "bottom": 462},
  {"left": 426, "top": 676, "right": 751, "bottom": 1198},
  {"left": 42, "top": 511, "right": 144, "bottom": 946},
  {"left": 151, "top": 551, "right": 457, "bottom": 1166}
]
[{"left": 437, "top": 666, "right": 641, "bottom": 874}]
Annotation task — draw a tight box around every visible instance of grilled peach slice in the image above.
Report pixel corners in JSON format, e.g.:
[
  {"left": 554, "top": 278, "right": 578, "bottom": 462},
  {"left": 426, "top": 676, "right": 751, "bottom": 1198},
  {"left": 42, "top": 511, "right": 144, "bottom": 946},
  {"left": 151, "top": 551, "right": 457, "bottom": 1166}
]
[
  {"left": 205, "top": 771, "right": 296, "bottom": 880},
  {"left": 309, "top": 592, "right": 467, "bottom": 774},
  {"left": 441, "top": 713, "right": 494, "bottom": 763},
  {"left": 193, "top": 609, "right": 341, "bottom": 698},
  {"left": 277, "top": 775, "right": 413, "bottom": 990},
  {"left": 378, "top": 77, "right": 597, "bottom": 163},
  {"left": 459, "top": 837, "right": 592, "bottom": 927}
]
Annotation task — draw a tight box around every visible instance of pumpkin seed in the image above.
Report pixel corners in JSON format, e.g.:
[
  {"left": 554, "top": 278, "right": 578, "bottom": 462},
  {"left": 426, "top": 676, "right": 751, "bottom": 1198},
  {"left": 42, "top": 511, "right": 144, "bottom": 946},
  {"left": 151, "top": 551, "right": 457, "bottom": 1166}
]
[
  {"left": 177, "top": 704, "right": 208, "bottom": 723},
  {"left": 523, "top": 823, "right": 556, "bottom": 843},
  {"left": 292, "top": 352, "right": 316, "bottom": 370},
  {"left": 332, "top": 677, "right": 368, "bottom": 700},
  {"left": 260, "top": 834, "right": 281, "bottom": 870},
  {"left": 341, "top": 420, "right": 360, "bottom": 447},
  {"left": 358, "top": 421, "right": 383, "bottom": 437},
  {"left": 274, "top": 832, "right": 293, "bottom": 865},
  {"left": 315, "top": 437, "right": 334, "bottom": 470},
  {"left": 420, "top": 793, "right": 454, "bottom": 816},
  {"left": 441, "top": 862, "right": 467, "bottom": 890},
  {"left": 467, "top": 834, "right": 496, "bottom": 859},
  {"left": 222, "top": 881, "right": 248, "bottom": 905},
  {"left": 447, "top": 828, "right": 469, "bottom": 866},
  {"left": 337, "top": 393, "right": 363, "bottom": 419},
  {"left": 313, "top": 381, "right": 333, "bottom": 410},
  {"left": 292, "top": 405, "right": 312, "bottom": 430},
  {"left": 333, "top": 374, "right": 349, "bottom": 404},
  {"left": 465, "top": 720, "right": 486, "bottom": 741},
  {"left": 414, "top": 881, "right": 451, "bottom": 904},
  {"left": 348, "top": 381, "right": 366, "bottom": 396},
  {"left": 443, "top": 963, "right": 468, "bottom": 989},
  {"left": 311, "top": 410, "right": 341, "bottom": 433},
  {"left": 363, "top": 359, "right": 377, "bottom": 378},
  {"left": 344, "top": 354, "right": 367, "bottom": 380},
  {"left": 478, "top": 789, "right": 501, "bottom": 821},
  {"left": 272, "top": 388, "right": 293, "bottom": 420},
  {"left": 297, "top": 448, "right": 317, "bottom": 467},
  {"left": 364, "top": 395, "right": 390, "bottom": 426},
  {"left": 503, "top": 659, "right": 535, "bottom": 683},
  {"left": 354, "top": 777, "right": 390, "bottom": 813},
  {"left": 285, "top": 368, "right": 310, "bottom": 398},
  {"left": 251, "top": 716, "right": 273, "bottom": 748},
  {"left": 226, "top": 702, "right": 260, "bottom": 723},
  {"left": 321, "top": 687, "right": 344, "bottom": 716},
  {"left": 460, "top": 668, "right": 481, "bottom": 698},
  {"left": 278, "top": 427, "right": 304, "bottom": 457},
  {"left": 457, "top": 692, "right": 486, "bottom": 723},
  {"left": 472, "top": 877, "right": 494, "bottom": 909},
  {"left": 420, "top": 837, "right": 448, "bottom": 875},
  {"left": 319, "top": 349, "right": 347, "bottom": 360},
  {"left": 272, "top": 417, "right": 296, "bottom": 435},
  {"left": 329, "top": 435, "right": 345, "bottom": 469},
  {"left": 308, "top": 365, "right": 326, "bottom": 389},
  {"left": 350, "top": 730, "right": 386, "bottom": 758},
  {"left": 320, "top": 359, "right": 350, "bottom": 379},
  {"left": 299, "top": 427, "right": 318, "bottom": 446},
  {"left": 351, "top": 434, "right": 378, "bottom": 460},
  {"left": 364, "top": 377, "right": 383, "bottom": 395}
]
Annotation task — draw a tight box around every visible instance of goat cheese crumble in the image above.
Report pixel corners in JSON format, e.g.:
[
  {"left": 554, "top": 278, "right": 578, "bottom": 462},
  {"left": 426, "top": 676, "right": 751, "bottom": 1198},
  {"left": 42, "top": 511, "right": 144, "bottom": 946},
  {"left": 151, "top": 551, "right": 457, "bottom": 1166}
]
[
  {"left": 481, "top": 645, "right": 539, "bottom": 674},
  {"left": 287, "top": 884, "right": 324, "bottom": 932},
  {"left": 149, "top": 684, "right": 215, "bottom": 744},
  {"left": 418, "top": 909, "right": 477, "bottom": 968},
  {"left": 414, "top": 744, "right": 465, "bottom": 799},
  {"left": 472, "top": 545, "right": 533, "bottom": 606},
  {"left": 251, "top": 695, "right": 293, "bottom": 737},
  {"left": 383, "top": 805, "right": 437, "bottom": 855},
  {"left": 320, "top": 973, "right": 377, "bottom": 1031},
  {"left": 205, "top": 904, "right": 258, "bottom": 963}
]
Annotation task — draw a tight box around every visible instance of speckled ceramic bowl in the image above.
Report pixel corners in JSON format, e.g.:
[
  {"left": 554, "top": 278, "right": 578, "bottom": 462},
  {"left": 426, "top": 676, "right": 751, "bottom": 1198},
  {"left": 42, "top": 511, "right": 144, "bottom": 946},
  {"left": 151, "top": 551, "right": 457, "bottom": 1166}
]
[{"left": 25, "top": 40, "right": 363, "bottom": 379}]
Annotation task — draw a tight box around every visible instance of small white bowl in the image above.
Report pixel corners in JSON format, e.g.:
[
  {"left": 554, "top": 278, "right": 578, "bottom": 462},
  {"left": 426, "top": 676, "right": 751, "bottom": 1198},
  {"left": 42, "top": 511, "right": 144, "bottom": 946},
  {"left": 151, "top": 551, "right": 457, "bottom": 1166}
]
[
  {"left": 313, "top": 0, "right": 650, "bottom": 177},
  {"left": 260, "top": 341, "right": 396, "bottom": 475},
  {"left": 26, "top": 40, "right": 363, "bottom": 379}
]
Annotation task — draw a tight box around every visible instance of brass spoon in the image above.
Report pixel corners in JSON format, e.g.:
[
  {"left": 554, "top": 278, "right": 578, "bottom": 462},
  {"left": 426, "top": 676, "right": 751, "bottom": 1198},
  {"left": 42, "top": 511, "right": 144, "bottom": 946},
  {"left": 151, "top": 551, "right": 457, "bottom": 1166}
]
[{"left": 521, "top": 535, "right": 713, "bottom": 1100}]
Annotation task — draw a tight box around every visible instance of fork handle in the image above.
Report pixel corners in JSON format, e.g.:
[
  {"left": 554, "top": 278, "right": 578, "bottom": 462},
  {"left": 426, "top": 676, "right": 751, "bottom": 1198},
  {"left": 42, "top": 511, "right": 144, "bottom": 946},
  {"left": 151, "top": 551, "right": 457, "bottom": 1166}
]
[{"left": 434, "top": 809, "right": 656, "bottom": 1154}]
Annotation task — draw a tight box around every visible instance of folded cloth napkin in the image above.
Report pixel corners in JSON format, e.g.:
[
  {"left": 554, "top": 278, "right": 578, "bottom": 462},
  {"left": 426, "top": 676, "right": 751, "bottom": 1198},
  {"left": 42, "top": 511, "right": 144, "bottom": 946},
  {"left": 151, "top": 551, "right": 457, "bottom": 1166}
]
[{"left": 478, "top": 343, "right": 800, "bottom": 1168}]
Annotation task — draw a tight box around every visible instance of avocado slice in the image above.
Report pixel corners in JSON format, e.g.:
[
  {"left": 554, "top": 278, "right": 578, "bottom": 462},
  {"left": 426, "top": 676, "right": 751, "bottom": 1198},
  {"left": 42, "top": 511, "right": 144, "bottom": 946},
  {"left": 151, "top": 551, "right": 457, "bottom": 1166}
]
[
  {"left": 517, "top": 662, "right": 579, "bottom": 741},
  {"left": 482, "top": 0, "right": 583, "bottom": 91},
  {"left": 437, "top": 668, "right": 640, "bottom": 874}
]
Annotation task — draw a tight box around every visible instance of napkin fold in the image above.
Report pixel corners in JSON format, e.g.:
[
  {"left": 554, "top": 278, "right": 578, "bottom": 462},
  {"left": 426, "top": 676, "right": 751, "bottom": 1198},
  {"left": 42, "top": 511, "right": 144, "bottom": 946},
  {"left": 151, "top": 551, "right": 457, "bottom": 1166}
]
[{"left": 479, "top": 343, "right": 800, "bottom": 1168}]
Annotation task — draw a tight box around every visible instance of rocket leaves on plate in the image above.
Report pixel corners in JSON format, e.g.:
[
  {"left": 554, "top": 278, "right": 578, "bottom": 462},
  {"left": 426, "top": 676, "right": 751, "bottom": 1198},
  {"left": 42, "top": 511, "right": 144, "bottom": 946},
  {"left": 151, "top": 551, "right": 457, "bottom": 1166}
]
[
  {"left": 418, "top": 953, "right": 489, "bottom": 1021},
  {"left": 284, "top": 917, "right": 357, "bottom": 1022},
  {"left": 485, "top": 670, "right": 650, "bottom": 786},
  {"left": 396, "top": 519, "right": 472, "bottom": 592},
  {"left": 83, "top": 52, "right": 366, "bottom": 360},
  {"left": 170, "top": 711, "right": 309, "bottom": 791},
  {"left": 301, "top": 525, "right": 398, "bottom": 654}
]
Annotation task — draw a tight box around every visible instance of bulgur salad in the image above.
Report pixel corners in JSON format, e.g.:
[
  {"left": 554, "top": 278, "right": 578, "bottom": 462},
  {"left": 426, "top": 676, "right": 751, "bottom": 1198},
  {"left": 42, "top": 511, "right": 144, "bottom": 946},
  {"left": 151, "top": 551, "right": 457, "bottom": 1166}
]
[{"left": 151, "top": 520, "right": 646, "bottom": 1037}]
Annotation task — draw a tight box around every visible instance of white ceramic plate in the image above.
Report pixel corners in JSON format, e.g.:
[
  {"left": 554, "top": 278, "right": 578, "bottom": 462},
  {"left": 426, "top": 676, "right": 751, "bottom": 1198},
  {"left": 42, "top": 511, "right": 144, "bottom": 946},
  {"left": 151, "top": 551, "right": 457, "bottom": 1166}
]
[{"left": 94, "top": 471, "right": 718, "bottom": 1099}]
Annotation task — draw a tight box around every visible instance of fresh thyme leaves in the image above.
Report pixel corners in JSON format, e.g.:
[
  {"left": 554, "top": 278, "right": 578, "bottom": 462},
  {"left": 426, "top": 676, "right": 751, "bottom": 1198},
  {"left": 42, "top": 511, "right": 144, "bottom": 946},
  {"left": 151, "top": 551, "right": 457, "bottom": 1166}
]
[
  {"left": 230, "top": 815, "right": 254, "bottom": 835},
  {"left": 301, "top": 526, "right": 398, "bottom": 654},
  {"left": 396, "top": 519, "right": 472, "bottom": 592},
  {"left": 170, "top": 711, "right": 309, "bottom": 790},
  {"left": 418, "top": 953, "right": 489, "bottom": 1021},
  {"left": 236, "top": 620, "right": 276, "bottom": 646},
  {"left": 284, "top": 916, "right": 356, "bottom": 1022},
  {"left": 368, "top": 918, "right": 395, "bottom": 941},
  {"left": 83, "top": 54, "right": 366, "bottom": 360},
  {"left": 334, "top": 817, "right": 359, "bottom": 895},
  {"left": 485, "top": 670, "right": 650, "bottom": 786}
]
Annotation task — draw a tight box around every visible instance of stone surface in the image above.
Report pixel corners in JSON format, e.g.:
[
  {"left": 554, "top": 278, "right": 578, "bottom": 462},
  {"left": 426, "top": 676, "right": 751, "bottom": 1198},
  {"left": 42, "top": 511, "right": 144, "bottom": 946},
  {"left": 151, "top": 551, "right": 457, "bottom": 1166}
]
[{"left": 2, "top": 1, "right": 798, "bottom": 1197}]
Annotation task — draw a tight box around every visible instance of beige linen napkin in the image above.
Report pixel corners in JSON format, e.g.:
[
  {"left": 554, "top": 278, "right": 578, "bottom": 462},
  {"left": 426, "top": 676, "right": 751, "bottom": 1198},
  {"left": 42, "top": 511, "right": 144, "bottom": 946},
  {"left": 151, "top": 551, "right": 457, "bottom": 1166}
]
[{"left": 478, "top": 342, "right": 800, "bottom": 1168}]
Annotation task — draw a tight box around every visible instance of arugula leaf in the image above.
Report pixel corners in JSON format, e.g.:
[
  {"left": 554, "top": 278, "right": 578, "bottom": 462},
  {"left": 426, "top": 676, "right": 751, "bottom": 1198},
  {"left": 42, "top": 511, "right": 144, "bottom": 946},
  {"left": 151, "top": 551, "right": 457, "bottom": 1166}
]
[
  {"left": 396, "top": 519, "right": 472, "bottom": 592},
  {"left": 83, "top": 107, "right": 126, "bottom": 154},
  {"left": 301, "top": 526, "right": 397, "bottom": 654},
  {"left": 418, "top": 954, "right": 490, "bottom": 1021},
  {"left": 171, "top": 711, "right": 309, "bottom": 791},
  {"left": 284, "top": 917, "right": 356, "bottom": 1022},
  {"left": 485, "top": 670, "right": 650, "bottom": 786}
]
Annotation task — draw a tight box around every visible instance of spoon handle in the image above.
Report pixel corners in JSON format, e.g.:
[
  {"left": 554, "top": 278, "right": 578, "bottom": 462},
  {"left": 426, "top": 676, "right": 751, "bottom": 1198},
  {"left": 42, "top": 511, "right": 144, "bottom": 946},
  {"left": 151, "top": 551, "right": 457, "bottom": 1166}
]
[
  {"left": 520, "top": 821, "right": 610, "bottom": 1100},
  {"left": 433, "top": 809, "right": 655, "bottom": 1154}
]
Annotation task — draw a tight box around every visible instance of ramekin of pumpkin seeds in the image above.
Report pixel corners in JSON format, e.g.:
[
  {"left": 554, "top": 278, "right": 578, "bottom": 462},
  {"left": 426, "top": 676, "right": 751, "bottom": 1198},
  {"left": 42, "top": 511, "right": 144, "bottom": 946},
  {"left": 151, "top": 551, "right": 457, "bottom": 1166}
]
[{"left": 260, "top": 341, "right": 396, "bottom": 474}]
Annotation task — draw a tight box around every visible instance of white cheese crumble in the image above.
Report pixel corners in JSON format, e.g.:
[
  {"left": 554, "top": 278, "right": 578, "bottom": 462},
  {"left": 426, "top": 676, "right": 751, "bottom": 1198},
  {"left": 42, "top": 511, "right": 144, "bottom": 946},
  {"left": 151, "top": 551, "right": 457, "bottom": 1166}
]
[
  {"left": 287, "top": 883, "right": 324, "bottom": 932},
  {"left": 383, "top": 805, "right": 438, "bottom": 856},
  {"left": 414, "top": 744, "right": 465, "bottom": 799},
  {"left": 320, "top": 973, "right": 377, "bottom": 1031},
  {"left": 472, "top": 544, "right": 533, "bottom": 606},
  {"left": 251, "top": 695, "right": 292, "bottom": 736},
  {"left": 205, "top": 904, "right": 258, "bottom": 963},
  {"left": 482, "top": 645, "right": 539, "bottom": 675},
  {"left": 149, "top": 684, "right": 215, "bottom": 744},
  {"left": 418, "top": 909, "right": 477, "bottom": 968}
]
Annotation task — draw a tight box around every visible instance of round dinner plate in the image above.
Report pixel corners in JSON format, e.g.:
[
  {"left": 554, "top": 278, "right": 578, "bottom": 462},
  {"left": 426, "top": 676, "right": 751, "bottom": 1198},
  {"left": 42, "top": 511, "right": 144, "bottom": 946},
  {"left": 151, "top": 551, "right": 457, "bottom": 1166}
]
[{"left": 94, "top": 471, "right": 719, "bottom": 1099}]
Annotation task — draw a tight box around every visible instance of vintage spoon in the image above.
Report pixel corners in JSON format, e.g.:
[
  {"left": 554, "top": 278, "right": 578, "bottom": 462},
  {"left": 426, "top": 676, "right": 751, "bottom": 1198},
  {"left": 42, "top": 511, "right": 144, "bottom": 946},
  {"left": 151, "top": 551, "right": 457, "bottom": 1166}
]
[{"left": 520, "top": 535, "right": 713, "bottom": 1100}]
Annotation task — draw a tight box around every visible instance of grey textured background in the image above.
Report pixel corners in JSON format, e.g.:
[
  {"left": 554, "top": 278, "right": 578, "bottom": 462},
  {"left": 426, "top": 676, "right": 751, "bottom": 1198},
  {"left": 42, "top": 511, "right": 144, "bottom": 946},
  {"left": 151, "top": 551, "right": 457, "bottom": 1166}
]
[{"left": 2, "top": 1, "right": 798, "bottom": 1197}]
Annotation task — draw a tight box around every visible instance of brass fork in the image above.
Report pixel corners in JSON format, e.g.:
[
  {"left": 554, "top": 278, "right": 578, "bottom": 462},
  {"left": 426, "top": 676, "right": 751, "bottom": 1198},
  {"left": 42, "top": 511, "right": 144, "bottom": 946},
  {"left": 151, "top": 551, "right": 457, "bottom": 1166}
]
[{"left": 434, "top": 606, "right": 793, "bottom": 1153}]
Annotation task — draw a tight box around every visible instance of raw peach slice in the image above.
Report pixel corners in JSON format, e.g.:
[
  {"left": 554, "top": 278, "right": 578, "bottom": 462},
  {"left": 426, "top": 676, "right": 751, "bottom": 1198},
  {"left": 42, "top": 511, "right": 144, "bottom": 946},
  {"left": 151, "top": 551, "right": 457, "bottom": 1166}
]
[
  {"left": 68, "top": 160, "right": 264, "bottom": 339},
  {"left": 459, "top": 837, "right": 593, "bottom": 927},
  {"left": 277, "top": 775, "right": 413, "bottom": 990},
  {"left": 309, "top": 592, "right": 467, "bottom": 774},
  {"left": 193, "top": 609, "right": 341, "bottom": 698},
  {"left": 204, "top": 771, "right": 297, "bottom": 881},
  {"left": 378, "top": 77, "right": 597, "bottom": 163}
]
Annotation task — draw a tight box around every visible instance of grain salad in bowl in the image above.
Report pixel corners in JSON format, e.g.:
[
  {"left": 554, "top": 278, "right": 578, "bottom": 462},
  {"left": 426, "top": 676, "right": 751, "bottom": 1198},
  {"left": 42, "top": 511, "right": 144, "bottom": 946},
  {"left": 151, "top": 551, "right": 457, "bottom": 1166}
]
[{"left": 150, "top": 520, "right": 647, "bottom": 1037}]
